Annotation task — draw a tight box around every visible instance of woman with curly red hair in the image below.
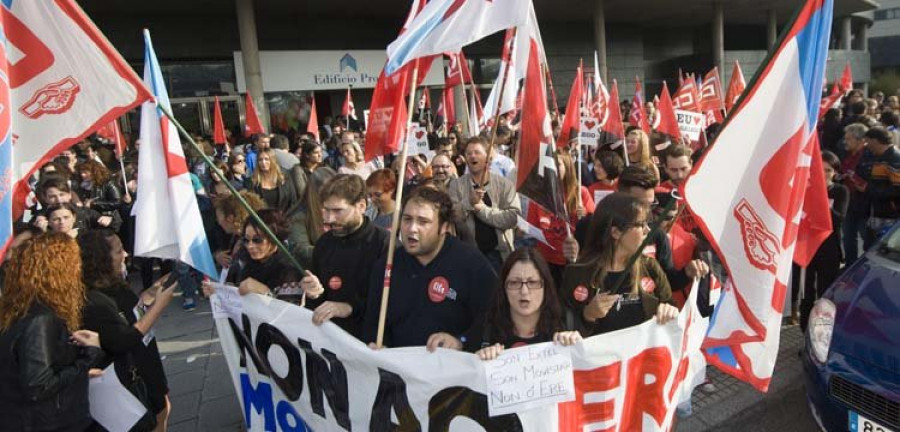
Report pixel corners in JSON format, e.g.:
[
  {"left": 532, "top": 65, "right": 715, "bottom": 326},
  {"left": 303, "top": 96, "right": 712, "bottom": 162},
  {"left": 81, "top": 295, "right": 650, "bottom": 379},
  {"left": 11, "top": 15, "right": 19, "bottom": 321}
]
[{"left": 0, "top": 232, "right": 103, "bottom": 431}]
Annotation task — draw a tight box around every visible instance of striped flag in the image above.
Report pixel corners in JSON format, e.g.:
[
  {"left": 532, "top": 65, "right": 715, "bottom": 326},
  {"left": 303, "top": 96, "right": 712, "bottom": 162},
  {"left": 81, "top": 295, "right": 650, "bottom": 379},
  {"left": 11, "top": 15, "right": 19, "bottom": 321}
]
[
  {"left": 684, "top": 0, "right": 833, "bottom": 391},
  {"left": 132, "top": 30, "right": 217, "bottom": 278}
]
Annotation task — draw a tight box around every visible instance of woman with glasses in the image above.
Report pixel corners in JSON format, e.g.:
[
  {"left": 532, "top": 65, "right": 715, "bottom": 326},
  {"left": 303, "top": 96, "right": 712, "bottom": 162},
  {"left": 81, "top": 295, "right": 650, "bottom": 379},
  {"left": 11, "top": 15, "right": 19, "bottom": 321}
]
[
  {"left": 218, "top": 209, "right": 303, "bottom": 302},
  {"left": 474, "top": 247, "right": 581, "bottom": 360},
  {"left": 562, "top": 192, "right": 677, "bottom": 335},
  {"left": 227, "top": 153, "right": 249, "bottom": 190},
  {"left": 365, "top": 169, "right": 397, "bottom": 231}
]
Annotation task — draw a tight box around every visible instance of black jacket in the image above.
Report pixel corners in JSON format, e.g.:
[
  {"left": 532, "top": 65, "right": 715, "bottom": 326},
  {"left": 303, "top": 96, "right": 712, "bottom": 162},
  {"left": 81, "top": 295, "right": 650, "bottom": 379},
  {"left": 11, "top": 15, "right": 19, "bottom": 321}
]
[
  {"left": 0, "top": 302, "right": 102, "bottom": 431},
  {"left": 306, "top": 218, "right": 390, "bottom": 337},
  {"left": 78, "top": 181, "right": 123, "bottom": 213}
]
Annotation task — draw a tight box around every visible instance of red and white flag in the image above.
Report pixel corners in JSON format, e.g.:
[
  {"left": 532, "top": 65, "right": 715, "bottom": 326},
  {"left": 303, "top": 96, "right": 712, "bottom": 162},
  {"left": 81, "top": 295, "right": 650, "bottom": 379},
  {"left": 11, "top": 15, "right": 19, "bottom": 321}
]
[
  {"left": 212, "top": 96, "right": 227, "bottom": 145},
  {"left": 684, "top": 0, "right": 833, "bottom": 391},
  {"left": 0, "top": 0, "right": 152, "bottom": 253},
  {"left": 558, "top": 60, "right": 583, "bottom": 147},
  {"left": 437, "top": 85, "right": 456, "bottom": 127},
  {"left": 307, "top": 96, "right": 320, "bottom": 141},
  {"left": 444, "top": 51, "right": 473, "bottom": 88},
  {"left": 673, "top": 76, "right": 703, "bottom": 113},
  {"left": 700, "top": 67, "right": 725, "bottom": 125},
  {"left": 342, "top": 87, "right": 357, "bottom": 121},
  {"left": 484, "top": 28, "right": 525, "bottom": 124},
  {"left": 603, "top": 79, "right": 627, "bottom": 141},
  {"left": 724, "top": 60, "right": 746, "bottom": 112},
  {"left": 656, "top": 81, "right": 682, "bottom": 142},
  {"left": 629, "top": 78, "right": 651, "bottom": 135},
  {"left": 244, "top": 92, "right": 265, "bottom": 136}
]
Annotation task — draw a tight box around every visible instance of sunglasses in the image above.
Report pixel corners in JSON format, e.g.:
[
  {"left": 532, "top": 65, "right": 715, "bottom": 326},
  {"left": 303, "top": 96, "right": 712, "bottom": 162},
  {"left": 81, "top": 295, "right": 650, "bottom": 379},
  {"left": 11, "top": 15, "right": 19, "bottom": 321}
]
[{"left": 242, "top": 236, "right": 266, "bottom": 245}]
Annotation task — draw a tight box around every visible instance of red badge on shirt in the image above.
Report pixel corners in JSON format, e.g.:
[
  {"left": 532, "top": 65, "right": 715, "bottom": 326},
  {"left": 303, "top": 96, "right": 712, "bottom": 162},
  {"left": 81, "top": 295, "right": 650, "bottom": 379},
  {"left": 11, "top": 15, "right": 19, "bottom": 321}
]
[
  {"left": 428, "top": 277, "right": 450, "bottom": 303},
  {"left": 328, "top": 276, "right": 342, "bottom": 291},
  {"left": 573, "top": 285, "right": 589, "bottom": 302},
  {"left": 640, "top": 277, "right": 656, "bottom": 293}
]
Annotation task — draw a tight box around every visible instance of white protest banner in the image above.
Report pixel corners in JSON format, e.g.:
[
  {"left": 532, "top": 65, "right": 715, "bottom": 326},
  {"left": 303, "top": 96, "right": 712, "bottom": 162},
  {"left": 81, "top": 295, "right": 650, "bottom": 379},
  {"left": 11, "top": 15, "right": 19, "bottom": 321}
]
[
  {"left": 675, "top": 109, "right": 704, "bottom": 141},
  {"left": 484, "top": 342, "right": 575, "bottom": 416},
  {"left": 593, "top": 189, "right": 614, "bottom": 206},
  {"left": 214, "top": 281, "right": 707, "bottom": 431}
]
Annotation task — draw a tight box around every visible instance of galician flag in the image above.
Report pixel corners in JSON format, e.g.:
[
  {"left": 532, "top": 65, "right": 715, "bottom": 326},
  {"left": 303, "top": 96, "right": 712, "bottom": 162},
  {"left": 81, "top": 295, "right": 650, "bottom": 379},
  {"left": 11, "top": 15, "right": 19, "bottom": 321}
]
[{"left": 132, "top": 30, "right": 217, "bottom": 278}]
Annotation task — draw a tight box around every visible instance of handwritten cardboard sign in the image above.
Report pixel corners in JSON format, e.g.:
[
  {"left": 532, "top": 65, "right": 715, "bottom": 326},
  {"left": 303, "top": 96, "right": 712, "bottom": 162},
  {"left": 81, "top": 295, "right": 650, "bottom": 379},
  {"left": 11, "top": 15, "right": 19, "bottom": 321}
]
[
  {"left": 484, "top": 342, "right": 575, "bottom": 416},
  {"left": 675, "top": 109, "right": 704, "bottom": 141}
]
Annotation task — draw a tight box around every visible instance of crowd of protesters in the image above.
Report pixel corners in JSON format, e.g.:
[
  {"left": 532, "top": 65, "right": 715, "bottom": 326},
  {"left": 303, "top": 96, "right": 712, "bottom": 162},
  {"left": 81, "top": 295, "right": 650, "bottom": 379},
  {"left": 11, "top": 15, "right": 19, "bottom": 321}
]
[{"left": 1, "top": 86, "right": 898, "bottom": 431}]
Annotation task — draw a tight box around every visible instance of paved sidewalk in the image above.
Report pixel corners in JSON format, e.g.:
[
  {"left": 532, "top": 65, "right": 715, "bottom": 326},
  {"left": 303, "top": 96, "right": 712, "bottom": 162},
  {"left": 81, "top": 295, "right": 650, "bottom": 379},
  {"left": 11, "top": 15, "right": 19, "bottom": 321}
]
[{"left": 152, "top": 293, "right": 814, "bottom": 432}]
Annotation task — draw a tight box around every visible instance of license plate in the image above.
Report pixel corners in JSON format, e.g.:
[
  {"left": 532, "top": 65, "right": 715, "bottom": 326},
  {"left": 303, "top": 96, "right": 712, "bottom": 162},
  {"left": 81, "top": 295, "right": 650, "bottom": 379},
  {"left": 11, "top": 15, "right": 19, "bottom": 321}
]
[{"left": 849, "top": 411, "right": 894, "bottom": 432}]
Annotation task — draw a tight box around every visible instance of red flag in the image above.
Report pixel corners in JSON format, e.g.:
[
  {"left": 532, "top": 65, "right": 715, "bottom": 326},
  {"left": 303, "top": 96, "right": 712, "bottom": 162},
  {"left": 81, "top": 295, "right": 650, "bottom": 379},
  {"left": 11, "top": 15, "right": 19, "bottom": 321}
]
[
  {"left": 342, "top": 87, "right": 357, "bottom": 120},
  {"left": 629, "top": 78, "right": 651, "bottom": 134},
  {"left": 794, "top": 135, "right": 832, "bottom": 266},
  {"left": 656, "top": 81, "right": 682, "bottom": 142},
  {"left": 516, "top": 38, "right": 567, "bottom": 221},
  {"left": 445, "top": 51, "right": 473, "bottom": 88},
  {"left": 244, "top": 92, "right": 265, "bottom": 136},
  {"left": 213, "top": 96, "right": 227, "bottom": 145},
  {"left": 818, "top": 83, "right": 842, "bottom": 120},
  {"left": 558, "top": 60, "right": 584, "bottom": 147},
  {"left": 97, "top": 120, "right": 128, "bottom": 157},
  {"left": 700, "top": 67, "right": 725, "bottom": 123},
  {"left": 838, "top": 62, "right": 853, "bottom": 93},
  {"left": 418, "top": 87, "right": 432, "bottom": 111},
  {"left": 307, "top": 96, "right": 320, "bottom": 141},
  {"left": 439, "top": 85, "right": 456, "bottom": 126},
  {"left": 724, "top": 60, "right": 746, "bottom": 112},
  {"left": 365, "top": 57, "right": 436, "bottom": 162},
  {"left": 673, "top": 77, "right": 702, "bottom": 113},
  {"left": 603, "top": 79, "right": 626, "bottom": 139}
]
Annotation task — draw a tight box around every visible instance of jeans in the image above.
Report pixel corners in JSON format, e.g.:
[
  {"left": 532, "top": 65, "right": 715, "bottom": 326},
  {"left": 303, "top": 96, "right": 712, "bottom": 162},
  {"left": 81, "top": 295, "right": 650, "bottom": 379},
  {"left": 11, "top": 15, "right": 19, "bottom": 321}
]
[
  {"left": 842, "top": 212, "right": 868, "bottom": 264},
  {"left": 175, "top": 261, "right": 202, "bottom": 300}
]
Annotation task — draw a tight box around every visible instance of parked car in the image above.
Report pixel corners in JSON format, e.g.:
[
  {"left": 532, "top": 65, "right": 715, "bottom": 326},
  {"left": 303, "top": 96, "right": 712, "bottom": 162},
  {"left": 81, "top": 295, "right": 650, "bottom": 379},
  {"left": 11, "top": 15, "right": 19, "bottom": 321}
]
[{"left": 803, "top": 224, "right": 900, "bottom": 431}]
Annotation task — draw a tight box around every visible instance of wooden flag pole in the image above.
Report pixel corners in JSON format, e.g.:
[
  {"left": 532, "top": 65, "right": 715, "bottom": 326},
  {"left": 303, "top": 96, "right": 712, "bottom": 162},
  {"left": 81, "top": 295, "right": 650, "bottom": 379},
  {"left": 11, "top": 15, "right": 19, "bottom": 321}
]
[
  {"left": 375, "top": 61, "right": 421, "bottom": 348},
  {"left": 156, "top": 103, "right": 304, "bottom": 277}
]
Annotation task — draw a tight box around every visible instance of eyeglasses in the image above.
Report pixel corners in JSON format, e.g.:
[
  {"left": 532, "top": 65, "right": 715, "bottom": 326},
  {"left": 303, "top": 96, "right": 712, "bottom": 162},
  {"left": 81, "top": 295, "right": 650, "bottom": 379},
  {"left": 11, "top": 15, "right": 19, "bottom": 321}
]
[
  {"left": 505, "top": 279, "right": 544, "bottom": 291},
  {"left": 242, "top": 236, "right": 266, "bottom": 245},
  {"left": 625, "top": 221, "right": 651, "bottom": 231}
]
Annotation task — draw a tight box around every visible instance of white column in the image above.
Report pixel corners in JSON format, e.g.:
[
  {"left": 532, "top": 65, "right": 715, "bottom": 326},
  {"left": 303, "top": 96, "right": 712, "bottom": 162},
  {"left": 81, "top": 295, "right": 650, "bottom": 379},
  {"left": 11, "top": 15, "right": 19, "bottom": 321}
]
[
  {"left": 840, "top": 16, "right": 852, "bottom": 50},
  {"left": 236, "top": 0, "right": 269, "bottom": 131}
]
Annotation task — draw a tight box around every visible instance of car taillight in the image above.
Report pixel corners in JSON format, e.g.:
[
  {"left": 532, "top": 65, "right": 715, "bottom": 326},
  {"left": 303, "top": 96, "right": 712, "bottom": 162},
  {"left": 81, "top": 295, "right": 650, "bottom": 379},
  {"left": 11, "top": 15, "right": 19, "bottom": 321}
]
[{"left": 809, "top": 299, "right": 836, "bottom": 364}]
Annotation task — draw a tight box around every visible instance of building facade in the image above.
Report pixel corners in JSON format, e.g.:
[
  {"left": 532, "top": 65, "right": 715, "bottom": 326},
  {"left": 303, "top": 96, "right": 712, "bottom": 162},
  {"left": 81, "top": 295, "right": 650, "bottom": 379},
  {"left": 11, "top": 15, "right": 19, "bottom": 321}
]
[{"left": 80, "top": 0, "right": 879, "bottom": 136}]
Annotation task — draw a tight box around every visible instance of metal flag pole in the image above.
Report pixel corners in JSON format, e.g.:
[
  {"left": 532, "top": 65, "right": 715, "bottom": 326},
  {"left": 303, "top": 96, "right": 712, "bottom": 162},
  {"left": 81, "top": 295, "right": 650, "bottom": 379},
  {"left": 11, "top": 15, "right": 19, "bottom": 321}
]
[{"left": 375, "top": 60, "right": 421, "bottom": 348}]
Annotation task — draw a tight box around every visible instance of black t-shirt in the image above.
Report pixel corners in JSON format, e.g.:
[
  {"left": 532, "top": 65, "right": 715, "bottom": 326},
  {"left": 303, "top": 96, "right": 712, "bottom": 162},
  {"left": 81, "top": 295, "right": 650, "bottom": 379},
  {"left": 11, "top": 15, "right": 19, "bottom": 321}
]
[
  {"left": 362, "top": 236, "right": 497, "bottom": 348},
  {"left": 306, "top": 218, "right": 390, "bottom": 338},
  {"left": 473, "top": 180, "right": 499, "bottom": 254}
]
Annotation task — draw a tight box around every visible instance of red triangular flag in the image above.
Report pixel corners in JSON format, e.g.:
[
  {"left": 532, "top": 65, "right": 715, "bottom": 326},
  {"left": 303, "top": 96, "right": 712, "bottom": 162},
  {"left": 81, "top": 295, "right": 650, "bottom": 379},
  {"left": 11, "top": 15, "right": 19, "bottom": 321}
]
[
  {"left": 700, "top": 67, "right": 725, "bottom": 124},
  {"left": 673, "top": 76, "right": 702, "bottom": 113},
  {"left": 213, "top": 96, "right": 227, "bottom": 145},
  {"left": 342, "top": 87, "right": 357, "bottom": 120},
  {"left": 629, "top": 77, "right": 651, "bottom": 135},
  {"left": 603, "top": 79, "right": 626, "bottom": 140},
  {"left": 445, "top": 51, "right": 473, "bottom": 88},
  {"left": 439, "top": 85, "right": 456, "bottom": 127},
  {"left": 307, "top": 96, "right": 320, "bottom": 141},
  {"left": 794, "top": 135, "right": 832, "bottom": 267},
  {"left": 656, "top": 81, "right": 682, "bottom": 142},
  {"left": 558, "top": 60, "right": 584, "bottom": 147},
  {"left": 724, "top": 60, "right": 746, "bottom": 112},
  {"left": 95, "top": 120, "right": 126, "bottom": 157},
  {"left": 244, "top": 93, "right": 265, "bottom": 136},
  {"left": 838, "top": 62, "right": 853, "bottom": 94}
]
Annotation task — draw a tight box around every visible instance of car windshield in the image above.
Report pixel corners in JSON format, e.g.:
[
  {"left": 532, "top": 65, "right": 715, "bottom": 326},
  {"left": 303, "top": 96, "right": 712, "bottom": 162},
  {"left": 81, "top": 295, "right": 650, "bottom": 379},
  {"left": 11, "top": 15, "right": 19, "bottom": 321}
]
[{"left": 876, "top": 225, "right": 900, "bottom": 261}]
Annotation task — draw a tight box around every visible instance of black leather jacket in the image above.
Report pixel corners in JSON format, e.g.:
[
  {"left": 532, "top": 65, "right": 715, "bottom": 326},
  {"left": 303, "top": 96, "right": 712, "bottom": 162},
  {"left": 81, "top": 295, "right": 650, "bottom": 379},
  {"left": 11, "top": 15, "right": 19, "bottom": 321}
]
[
  {"left": 78, "top": 180, "right": 123, "bottom": 213},
  {"left": 0, "top": 302, "right": 102, "bottom": 431}
]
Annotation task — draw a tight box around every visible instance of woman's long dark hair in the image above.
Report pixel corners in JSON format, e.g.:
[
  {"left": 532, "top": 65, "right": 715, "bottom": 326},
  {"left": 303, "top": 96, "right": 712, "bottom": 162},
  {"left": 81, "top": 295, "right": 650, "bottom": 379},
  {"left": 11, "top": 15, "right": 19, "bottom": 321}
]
[
  {"left": 579, "top": 192, "right": 648, "bottom": 296},
  {"left": 486, "top": 247, "right": 563, "bottom": 344},
  {"left": 78, "top": 229, "right": 123, "bottom": 292}
]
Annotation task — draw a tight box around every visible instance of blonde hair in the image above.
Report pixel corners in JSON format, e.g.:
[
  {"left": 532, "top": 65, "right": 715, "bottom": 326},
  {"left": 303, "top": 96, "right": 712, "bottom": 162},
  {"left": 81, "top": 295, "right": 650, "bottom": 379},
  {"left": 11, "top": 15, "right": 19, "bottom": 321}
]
[
  {"left": 251, "top": 148, "right": 285, "bottom": 187},
  {"left": 341, "top": 141, "right": 364, "bottom": 163},
  {"left": 0, "top": 233, "right": 84, "bottom": 333},
  {"left": 626, "top": 129, "right": 652, "bottom": 167}
]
